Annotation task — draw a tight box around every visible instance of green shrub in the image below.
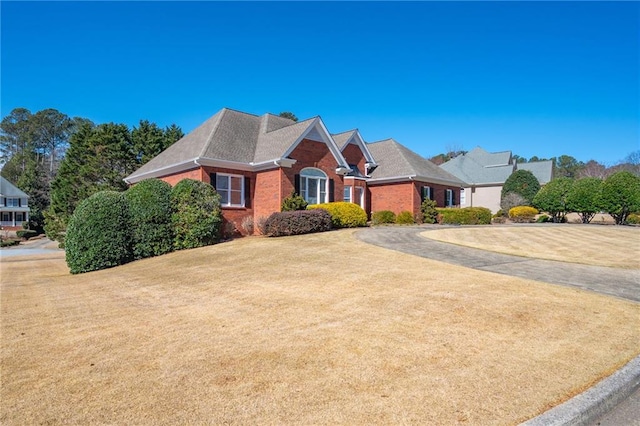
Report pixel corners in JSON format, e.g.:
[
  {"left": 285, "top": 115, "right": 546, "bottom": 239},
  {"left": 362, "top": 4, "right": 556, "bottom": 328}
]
[
  {"left": 436, "top": 207, "right": 492, "bottom": 225},
  {"left": 599, "top": 171, "right": 640, "bottom": 225},
  {"left": 16, "top": 229, "right": 38, "bottom": 240},
  {"left": 126, "top": 179, "right": 174, "bottom": 260},
  {"left": 421, "top": 199, "right": 439, "bottom": 224},
  {"left": 493, "top": 209, "right": 505, "bottom": 218},
  {"left": 281, "top": 192, "right": 308, "bottom": 211},
  {"left": 627, "top": 213, "right": 640, "bottom": 225},
  {"left": 532, "top": 177, "right": 573, "bottom": 223},
  {"left": 264, "top": 209, "right": 332, "bottom": 237},
  {"left": 501, "top": 170, "right": 541, "bottom": 205},
  {"left": 371, "top": 210, "right": 396, "bottom": 225},
  {"left": 0, "top": 239, "right": 20, "bottom": 247},
  {"left": 566, "top": 177, "right": 603, "bottom": 224},
  {"left": 509, "top": 206, "right": 539, "bottom": 223},
  {"left": 536, "top": 214, "right": 551, "bottom": 223},
  {"left": 307, "top": 202, "right": 367, "bottom": 228},
  {"left": 171, "top": 179, "right": 223, "bottom": 250},
  {"left": 396, "top": 211, "right": 415, "bottom": 224},
  {"left": 43, "top": 209, "right": 67, "bottom": 246},
  {"left": 65, "top": 191, "right": 133, "bottom": 274}
]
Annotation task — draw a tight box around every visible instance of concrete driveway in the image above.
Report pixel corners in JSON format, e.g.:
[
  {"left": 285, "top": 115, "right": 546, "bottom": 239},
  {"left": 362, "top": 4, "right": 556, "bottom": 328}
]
[{"left": 356, "top": 225, "right": 640, "bottom": 302}]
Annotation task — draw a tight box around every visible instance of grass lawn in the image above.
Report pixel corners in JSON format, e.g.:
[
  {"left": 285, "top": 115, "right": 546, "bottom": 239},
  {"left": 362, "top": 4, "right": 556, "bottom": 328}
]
[
  {"left": 422, "top": 225, "right": 640, "bottom": 269},
  {"left": 1, "top": 229, "right": 638, "bottom": 425}
]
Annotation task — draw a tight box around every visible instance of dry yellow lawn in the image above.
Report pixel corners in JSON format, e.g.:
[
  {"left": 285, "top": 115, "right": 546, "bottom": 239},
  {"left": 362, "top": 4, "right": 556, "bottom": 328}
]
[
  {"left": 1, "top": 230, "right": 638, "bottom": 425},
  {"left": 423, "top": 225, "right": 640, "bottom": 269}
]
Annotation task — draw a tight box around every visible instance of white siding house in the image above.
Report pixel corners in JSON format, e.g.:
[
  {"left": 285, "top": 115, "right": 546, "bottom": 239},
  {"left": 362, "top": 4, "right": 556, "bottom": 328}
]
[{"left": 0, "top": 176, "right": 30, "bottom": 229}]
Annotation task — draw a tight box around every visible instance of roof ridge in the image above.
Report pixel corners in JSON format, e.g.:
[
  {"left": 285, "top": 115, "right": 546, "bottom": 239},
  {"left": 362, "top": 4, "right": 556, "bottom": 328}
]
[{"left": 197, "top": 108, "right": 227, "bottom": 158}]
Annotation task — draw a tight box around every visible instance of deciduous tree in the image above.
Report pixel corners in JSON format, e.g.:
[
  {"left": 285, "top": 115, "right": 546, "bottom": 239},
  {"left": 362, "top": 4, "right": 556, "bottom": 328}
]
[
  {"left": 599, "top": 171, "right": 640, "bottom": 225},
  {"left": 566, "top": 177, "right": 602, "bottom": 224},
  {"left": 532, "top": 177, "right": 573, "bottom": 223}
]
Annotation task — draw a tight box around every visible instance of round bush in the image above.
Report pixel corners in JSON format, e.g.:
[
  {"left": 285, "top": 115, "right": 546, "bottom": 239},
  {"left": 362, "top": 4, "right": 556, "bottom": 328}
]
[
  {"left": 371, "top": 210, "right": 396, "bottom": 225},
  {"left": 171, "top": 179, "right": 223, "bottom": 250},
  {"left": 509, "top": 206, "right": 539, "bottom": 223},
  {"left": 264, "top": 209, "right": 332, "bottom": 237},
  {"left": 126, "top": 178, "right": 174, "bottom": 260},
  {"left": 395, "top": 211, "right": 415, "bottom": 224},
  {"left": 501, "top": 170, "right": 541, "bottom": 205},
  {"left": 65, "top": 191, "right": 132, "bottom": 274},
  {"left": 307, "top": 202, "right": 367, "bottom": 228}
]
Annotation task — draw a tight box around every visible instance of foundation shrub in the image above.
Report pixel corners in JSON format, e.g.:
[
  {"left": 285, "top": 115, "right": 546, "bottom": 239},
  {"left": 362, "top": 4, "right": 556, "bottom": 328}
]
[
  {"left": 536, "top": 214, "right": 551, "bottom": 223},
  {"left": 16, "top": 229, "right": 38, "bottom": 240},
  {"left": 126, "top": 178, "right": 174, "bottom": 260},
  {"left": 264, "top": 209, "right": 332, "bottom": 237},
  {"left": 421, "top": 199, "right": 439, "bottom": 224},
  {"left": 308, "top": 202, "right": 367, "bottom": 228},
  {"left": 371, "top": 210, "right": 396, "bottom": 225},
  {"left": 436, "top": 207, "right": 492, "bottom": 225},
  {"left": 171, "top": 179, "right": 223, "bottom": 250},
  {"left": 509, "top": 206, "right": 539, "bottom": 223},
  {"left": 65, "top": 191, "right": 133, "bottom": 274},
  {"left": 396, "top": 211, "right": 415, "bottom": 224},
  {"left": 281, "top": 192, "right": 308, "bottom": 211}
]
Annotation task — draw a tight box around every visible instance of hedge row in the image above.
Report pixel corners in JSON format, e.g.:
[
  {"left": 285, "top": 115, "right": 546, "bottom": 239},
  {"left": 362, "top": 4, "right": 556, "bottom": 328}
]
[
  {"left": 437, "top": 207, "right": 492, "bottom": 225},
  {"left": 307, "top": 202, "right": 367, "bottom": 228},
  {"left": 65, "top": 178, "right": 223, "bottom": 274},
  {"left": 264, "top": 209, "right": 332, "bottom": 237}
]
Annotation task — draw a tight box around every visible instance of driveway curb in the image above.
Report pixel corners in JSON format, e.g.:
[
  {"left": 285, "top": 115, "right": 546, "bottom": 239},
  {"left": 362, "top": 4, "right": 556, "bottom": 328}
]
[{"left": 520, "top": 355, "right": 640, "bottom": 426}]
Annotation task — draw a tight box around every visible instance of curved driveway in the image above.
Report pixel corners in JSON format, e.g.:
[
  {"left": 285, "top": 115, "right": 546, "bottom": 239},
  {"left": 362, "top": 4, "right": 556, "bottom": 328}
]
[{"left": 356, "top": 225, "right": 640, "bottom": 303}]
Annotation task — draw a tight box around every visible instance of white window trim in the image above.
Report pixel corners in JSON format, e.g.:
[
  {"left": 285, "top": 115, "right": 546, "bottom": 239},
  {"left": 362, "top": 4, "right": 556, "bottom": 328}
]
[
  {"left": 446, "top": 189, "right": 454, "bottom": 207},
  {"left": 300, "top": 168, "right": 328, "bottom": 205},
  {"left": 344, "top": 185, "right": 352, "bottom": 203},
  {"left": 355, "top": 186, "right": 365, "bottom": 209},
  {"left": 216, "top": 173, "right": 245, "bottom": 208}
]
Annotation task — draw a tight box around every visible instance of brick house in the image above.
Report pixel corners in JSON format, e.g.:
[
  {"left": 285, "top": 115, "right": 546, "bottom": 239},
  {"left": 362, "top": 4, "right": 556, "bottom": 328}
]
[{"left": 125, "top": 108, "right": 465, "bottom": 234}]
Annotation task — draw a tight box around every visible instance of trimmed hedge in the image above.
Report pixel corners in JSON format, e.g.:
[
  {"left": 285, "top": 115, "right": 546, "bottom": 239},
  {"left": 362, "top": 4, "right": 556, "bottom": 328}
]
[
  {"left": 371, "top": 210, "right": 396, "bottom": 225},
  {"left": 65, "top": 191, "right": 133, "bottom": 274},
  {"left": 264, "top": 209, "right": 332, "bottom": 237},
  {"left": 437, "top": 207, "right": 492, "bottom": 225},
  {"left": 171, "top": 179, "right": 223, "bottom": 250},
  {"left": 126, "top": 179, "right": 174, "bottom": 260},
  {"left": 307, "top": 202, "right": 367, "bottom": 228},
  {"left": 396, "top": 211, "right": 415, "bottom": 224},
  {"left": 509, "top": 206, "right": 539, "bottom": 223},
  {"left": 16, "top": 229, "right": 38, "bottom": 240},
  {"left": 421, "top": 199, "right": 438, "bottom": 224}
]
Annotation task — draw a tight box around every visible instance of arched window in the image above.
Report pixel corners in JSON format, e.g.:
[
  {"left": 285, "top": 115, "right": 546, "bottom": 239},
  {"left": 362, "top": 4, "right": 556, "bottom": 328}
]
[{"left": 300, "top": 168, "right": 327, "bottom": 204}]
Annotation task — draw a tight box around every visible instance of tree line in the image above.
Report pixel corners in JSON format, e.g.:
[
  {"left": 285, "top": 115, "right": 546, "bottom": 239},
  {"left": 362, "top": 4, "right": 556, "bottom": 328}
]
[
  {"left": 0, "top": 108, "right": 184, "bottom": 237},
  {"left": 499, "top": 169, "right": 640, "bottom": 225}
]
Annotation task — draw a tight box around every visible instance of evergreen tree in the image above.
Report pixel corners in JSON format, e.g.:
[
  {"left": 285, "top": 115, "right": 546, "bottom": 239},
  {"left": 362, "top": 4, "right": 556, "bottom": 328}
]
[{"left": 501, "top": 169, "right": 541, "bottom": 206}]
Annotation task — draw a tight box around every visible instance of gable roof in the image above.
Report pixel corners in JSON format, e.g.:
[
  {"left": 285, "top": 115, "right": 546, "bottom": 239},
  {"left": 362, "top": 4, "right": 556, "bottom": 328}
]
[
  {"left": 440, "top": 146, "right": 554, "bottom": 185},
  {"left": 367, "top": 139, "right": 466, "bottom": 186},
  {"left": 0, "top": 176, "right": 29, "bottom": 198},
  {"left": 125, "top": 108, "right": 349, "bottom": 183},
  {"left": 332, "top": 129, "right": 377, "bottom": 167}
]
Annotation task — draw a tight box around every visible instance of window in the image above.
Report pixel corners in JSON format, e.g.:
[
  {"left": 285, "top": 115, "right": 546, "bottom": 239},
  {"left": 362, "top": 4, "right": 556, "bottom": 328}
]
[
  {"left": 16, "top": 213, "right": 23, "bottom": 222},
  {"left": 5, "top": 198, "right": 20, "bottom": 207},
  {"left": 446, "top": 189, "right": 455, "bottom": 207},
  {"left": 460, "top": 189, "right": 466, "bottom": 206},
  {"left": 344, "top": 185, "right": 352, "bottom": 203},
  {"left": 216, "top": 173, "right": 245, "bottom": 207},
  {"left": 421, "top": 186, "right": 432, "bottom": 202},
  {"left": 300, "top": 168, "right": 327, "bottom": 205},
  {"left": 355, "top": 186, "right": 364, "bottom": 209}
]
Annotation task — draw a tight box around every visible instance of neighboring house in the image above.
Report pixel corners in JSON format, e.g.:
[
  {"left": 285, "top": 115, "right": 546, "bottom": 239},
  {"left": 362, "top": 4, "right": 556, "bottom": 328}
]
[
  {"left": 0, "top": 176, "right": 30, "bottom": 230},
  {"left": 125, "top": 108, "right": 465, "bottom": 234},
  {"left": 440, "top": 147, "right": 553, "bottom": 213}
]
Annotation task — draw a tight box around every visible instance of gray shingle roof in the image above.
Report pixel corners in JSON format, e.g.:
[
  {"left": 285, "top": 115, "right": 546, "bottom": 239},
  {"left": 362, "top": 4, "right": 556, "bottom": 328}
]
[
  {"left": 440, "top": 146, "right": 553, "bottom": 185},
  {"left": 126, "top": 109, "right": 324, "bottom": 181},
  {"left": 332, "top": 130, "right": 356, "bottom": 150},
  {"left": 0, "top": 176, "right": 29, "bottom": 198},
  {"left": 367, "top": 139, "right": 466, "bottom": 186},
  {"left": 517, "top": 160, "right": 554, "bottom": 184}
]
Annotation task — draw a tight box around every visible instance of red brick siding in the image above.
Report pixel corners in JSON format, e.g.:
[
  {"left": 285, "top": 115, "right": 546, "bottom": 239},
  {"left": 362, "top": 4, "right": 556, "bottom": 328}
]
[
  {"left": 343, "top": 177, "right": 369, "bottom": 213},
  {"left": 201, "top": 167, "right": 255, "bottom": 236},
  {"left": 369, "top": 182, "right": 416, "bottom": 216},
  {"left": 254, "top": 168, "right": 283, "bottom": 222},
  {"left": 283, "top": 139, "right": 344, "bottom": 204},
  {"left": 341, "top": 143, "right": 368, "bottom": 177},
  {"left": 158, "top": 167, "right": 203, "bottom": 186}
]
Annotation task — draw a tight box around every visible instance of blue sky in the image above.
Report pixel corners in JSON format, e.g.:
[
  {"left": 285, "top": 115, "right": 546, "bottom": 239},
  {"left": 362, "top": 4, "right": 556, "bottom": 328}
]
[{"left": 2, "top": 1, "right": 638, "bottom": 165}]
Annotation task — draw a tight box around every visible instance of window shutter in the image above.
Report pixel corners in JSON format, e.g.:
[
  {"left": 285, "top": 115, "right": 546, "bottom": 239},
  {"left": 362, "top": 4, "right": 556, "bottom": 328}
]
[
  {"left": 244, "top": 176, "right": 251, "bottom": 208},
  {"left": 209, "top": 173, "right": 217, "bottom": 189},
  {"left": 420, "top": 186, "right": 427, "bottom": 203},
  {"left": 329, "top": 179, "right": 335, "bottom": 202},
  {"left": 452, "top": 190, "right": 456, "bottom": 206},
  {"left": 18, "top": 198, "right": 21, "bottom": 207},
  {"left": 294, "top": 174, "right": 300, "bottom": 195}
]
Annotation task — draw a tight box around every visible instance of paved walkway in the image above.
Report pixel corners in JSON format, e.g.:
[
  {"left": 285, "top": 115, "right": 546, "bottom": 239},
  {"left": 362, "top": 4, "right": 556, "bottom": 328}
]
[
  {"left": 356, "top": 225, "right": 640, "bottom": 302},
  {"left": 0, "top": 237, "right": 63, "bottom": 258}
]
